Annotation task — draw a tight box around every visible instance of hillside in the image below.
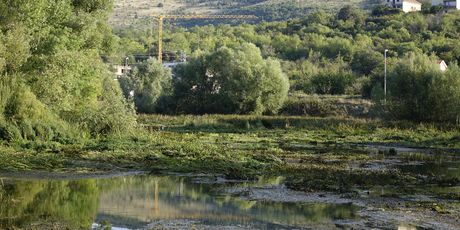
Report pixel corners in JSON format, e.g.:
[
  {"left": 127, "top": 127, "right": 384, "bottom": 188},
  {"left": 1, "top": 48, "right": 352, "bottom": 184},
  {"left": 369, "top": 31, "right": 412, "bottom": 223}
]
[{"left": 110, "top": 0, "right": 380, "bottom": 29}]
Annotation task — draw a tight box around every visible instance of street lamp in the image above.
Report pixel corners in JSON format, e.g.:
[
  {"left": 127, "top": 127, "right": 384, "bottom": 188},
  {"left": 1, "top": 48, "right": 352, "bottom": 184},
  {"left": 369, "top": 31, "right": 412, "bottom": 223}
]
[{"left": 384, "top": 49, "right": 389, "bottom": 103}]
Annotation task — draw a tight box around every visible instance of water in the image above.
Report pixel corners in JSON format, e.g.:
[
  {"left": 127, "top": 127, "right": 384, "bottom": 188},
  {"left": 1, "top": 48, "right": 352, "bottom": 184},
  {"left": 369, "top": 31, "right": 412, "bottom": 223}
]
[
  {"left": 0, "top": 174, "right": 359, "bottom": 230},
  {"left": 361, "top": 151, "right": 460, "bottom": 203},
  {"left": 1, "top": 149, "right": 458, "bottom": 229}
]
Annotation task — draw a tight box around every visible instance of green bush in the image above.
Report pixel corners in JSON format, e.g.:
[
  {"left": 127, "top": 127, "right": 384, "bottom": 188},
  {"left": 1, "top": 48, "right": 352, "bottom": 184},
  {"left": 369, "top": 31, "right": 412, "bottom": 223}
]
[
  {"left": 310, "top": 58, "right": 356, "bottom": 95},
  {"left": 386, "top": 53, "right": 460, "bottom": 123},
  {"left": 0, "top": 122, "right": 21, "bottom": 141},
  {"left": 66, "top": 75, "right": 137, "bottom": 137},
  {"left": 0, "top": 76, "right": 73, "bottom": 142},
  {"left": 280, "top": 97, "right": 344, "bottom": 117},
  {"left": 0, "top": 0, "right": 137, "bottom": 143}
]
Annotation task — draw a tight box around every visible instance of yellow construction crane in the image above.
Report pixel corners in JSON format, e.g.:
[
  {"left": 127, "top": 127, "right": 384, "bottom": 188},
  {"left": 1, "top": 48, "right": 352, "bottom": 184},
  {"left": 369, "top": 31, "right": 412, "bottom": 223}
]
[{"left": 153, "top": 15, "right": 258, "bottom": 63}]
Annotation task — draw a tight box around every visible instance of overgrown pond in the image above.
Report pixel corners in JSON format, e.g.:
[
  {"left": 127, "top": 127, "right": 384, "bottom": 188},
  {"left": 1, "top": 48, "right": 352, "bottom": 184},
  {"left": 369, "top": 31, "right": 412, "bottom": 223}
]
[{"left": 0, "top": 147, "right": 459, "bottom": 229}]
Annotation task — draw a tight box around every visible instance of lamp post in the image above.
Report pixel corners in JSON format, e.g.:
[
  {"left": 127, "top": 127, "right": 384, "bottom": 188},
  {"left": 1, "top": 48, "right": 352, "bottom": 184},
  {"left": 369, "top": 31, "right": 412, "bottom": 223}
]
[{"left": 384, "top": 49, "right": 389, "bottom": 103}]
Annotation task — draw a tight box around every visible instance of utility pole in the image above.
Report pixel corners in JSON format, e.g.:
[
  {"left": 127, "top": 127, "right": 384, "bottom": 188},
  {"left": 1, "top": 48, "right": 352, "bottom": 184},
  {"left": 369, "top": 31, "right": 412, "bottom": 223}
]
[
  {"left": 384, "top": 49, "right": 389, "bottom": 104},
  {"left": 156, "top": 15, "right": 165, "bottom": 63}
]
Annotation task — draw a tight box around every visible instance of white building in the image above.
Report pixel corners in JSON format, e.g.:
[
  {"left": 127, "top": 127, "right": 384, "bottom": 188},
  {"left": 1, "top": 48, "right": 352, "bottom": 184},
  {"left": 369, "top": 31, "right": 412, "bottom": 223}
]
[
  {"left": 114, "top": 65, "right": 132, "bottom": 78},
  {"left": 432, "top": 0, "right": 460, "bottom": 10},
  {"left": 384, "top": 0, "right": 422, "bottom": 13},
  {"left": 437, "top": 60, "right": 448, "bottom": 72}
]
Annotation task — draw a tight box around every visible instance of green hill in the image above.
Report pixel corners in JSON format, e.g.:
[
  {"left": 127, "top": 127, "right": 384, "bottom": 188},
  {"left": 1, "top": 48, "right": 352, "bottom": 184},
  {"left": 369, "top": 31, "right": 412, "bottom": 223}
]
[{"left": 110, "top": 0, "right": 380, "bottom": 28}]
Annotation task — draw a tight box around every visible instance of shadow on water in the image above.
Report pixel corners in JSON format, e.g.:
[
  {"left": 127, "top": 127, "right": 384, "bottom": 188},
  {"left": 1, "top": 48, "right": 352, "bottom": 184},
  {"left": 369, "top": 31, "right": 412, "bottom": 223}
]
[{"left": 0, "top": 175, "right": 359, "bottom": 230}]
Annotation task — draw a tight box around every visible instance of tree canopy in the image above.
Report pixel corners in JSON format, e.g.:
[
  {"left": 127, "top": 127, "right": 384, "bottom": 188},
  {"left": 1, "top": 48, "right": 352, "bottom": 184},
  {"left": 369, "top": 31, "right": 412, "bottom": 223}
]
[
  {"left": 387, "top": 53, "right": 460, "bottom": 122},
  {"left": 119, "top": 58, "right": 172, "bottom": 114},
  {"left": 0, "top": 0, "right": 136, "bottom": 142},
  {"left": 173, "top": 43, "right": 289, "bottom": 115}
]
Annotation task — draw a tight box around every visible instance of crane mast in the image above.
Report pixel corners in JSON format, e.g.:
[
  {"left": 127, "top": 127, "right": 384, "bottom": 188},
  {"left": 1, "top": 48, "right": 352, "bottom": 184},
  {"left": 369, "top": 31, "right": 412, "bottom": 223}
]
[{"left": 153, "top": 15, "right": 258, "bottom": 63}]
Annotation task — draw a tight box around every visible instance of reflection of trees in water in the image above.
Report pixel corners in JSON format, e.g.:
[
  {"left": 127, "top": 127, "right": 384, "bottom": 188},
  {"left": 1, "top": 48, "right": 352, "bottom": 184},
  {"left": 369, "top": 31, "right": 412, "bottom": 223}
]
[
  {"left": 98, "top": 176, "right": 358, "bottom": 226},
  {"left": 0, "top": 175, "right": 359, "bottom": 229},
  {"left": 0, "top": 179, "right": 99, "bottom": 229}
]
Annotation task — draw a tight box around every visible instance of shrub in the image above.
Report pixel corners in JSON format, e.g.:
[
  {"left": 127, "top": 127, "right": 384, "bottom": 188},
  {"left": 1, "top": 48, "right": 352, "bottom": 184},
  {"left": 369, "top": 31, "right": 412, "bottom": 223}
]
[
  {"left": 280, "top": 97, "right": 343, "bottom": 117},
  {"left": 386, "top": 53, "right": 460, "bottom": 123},
  {"left": 0, "top": 76, "right": 73, "bottom": 142}
]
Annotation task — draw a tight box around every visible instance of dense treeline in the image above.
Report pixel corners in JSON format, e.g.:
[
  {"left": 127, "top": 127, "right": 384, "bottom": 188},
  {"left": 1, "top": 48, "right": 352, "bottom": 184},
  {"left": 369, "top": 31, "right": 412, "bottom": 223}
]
[
  {"left": 116, "top": 5, "right": 460, "bottom": 122},
  {"left": 0, "top": 0, "right": 136, "bottom": 143}
]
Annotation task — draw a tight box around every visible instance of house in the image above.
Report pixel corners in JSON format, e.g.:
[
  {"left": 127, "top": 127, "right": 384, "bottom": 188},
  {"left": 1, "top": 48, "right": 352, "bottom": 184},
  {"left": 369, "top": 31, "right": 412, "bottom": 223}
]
[
  {"left": 384, "top": 0, "right": 422, "bottom": 13},
  {"left": 432, "top": 0, "right": 460, "bottom": 10},
  {"left": 437, "top": 60, "right": 448, "bottom": 72},
  {"left": 114, "top": 65, "right": 132, "bottom": 78}
]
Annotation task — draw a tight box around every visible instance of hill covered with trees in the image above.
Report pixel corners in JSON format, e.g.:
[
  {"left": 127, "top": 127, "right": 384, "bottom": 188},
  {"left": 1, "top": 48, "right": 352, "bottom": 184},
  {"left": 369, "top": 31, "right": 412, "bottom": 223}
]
[
  {"left": 110, "top": 0, "right": 380, "bottom": 29},
  {"left": 116, "top": 5, "right": 460, "bottom": 122}
]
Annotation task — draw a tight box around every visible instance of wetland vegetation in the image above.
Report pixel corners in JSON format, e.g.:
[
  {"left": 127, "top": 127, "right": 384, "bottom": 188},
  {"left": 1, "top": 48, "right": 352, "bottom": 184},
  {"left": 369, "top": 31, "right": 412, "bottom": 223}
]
[
  {"left": 1, "top": 114, "right": 459, "bottom": 229},
  {"left": 0, "top": 0, "right": 459, "bottom": 229}
]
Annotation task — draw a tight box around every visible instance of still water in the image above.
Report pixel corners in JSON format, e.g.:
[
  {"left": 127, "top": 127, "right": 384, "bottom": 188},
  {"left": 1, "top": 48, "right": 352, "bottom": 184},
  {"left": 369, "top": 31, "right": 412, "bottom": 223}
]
[{"left": 0, "top": 174, "right": 358, "bottom": 229}]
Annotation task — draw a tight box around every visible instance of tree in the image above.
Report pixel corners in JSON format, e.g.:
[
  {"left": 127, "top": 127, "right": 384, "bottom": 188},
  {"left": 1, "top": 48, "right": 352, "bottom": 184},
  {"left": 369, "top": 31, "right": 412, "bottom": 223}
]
[
  {"left": 322, "top": 37, "right": 354, "bottom": 61},
  {"left": 1, "top": 26, "right": 30, "bottom": 72},
  {"left": 173, "top": 43, "right": 289, "bottom": 115},
  {"left": 71, "top": 0, "right": 112, "bottom": 13},
  {"left": 120, "top": 58, "right": 172, "bottom": 114},
  {"left": 337, "top": 5, "right": 366, "bottom": 33},
  {"left": 305, "top": 10, "right": 332, "bottom": 25},
  {"left": 337, "top": 5, "right": 364, "bottom": 22},
  {"left": 371, "top": 5, "right": 402, "bottom": 16},
  {"left": 386, "top": 52, "right": 460, "bottom": 122},
  {"left": 351, "top": 49, "right": 384, "bottom": 75},
  {"left": 0, "top": 0, "right": 136, "bottom": 140},
  {"left": 311, "top": 58, "right": 356, "bottom": 95}
]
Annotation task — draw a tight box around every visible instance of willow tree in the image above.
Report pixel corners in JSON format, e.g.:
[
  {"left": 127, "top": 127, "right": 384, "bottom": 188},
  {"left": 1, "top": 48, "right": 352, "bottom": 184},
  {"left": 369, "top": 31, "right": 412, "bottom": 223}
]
[{"left": 173, "top": 43, "right": 289, "bottom": 115}]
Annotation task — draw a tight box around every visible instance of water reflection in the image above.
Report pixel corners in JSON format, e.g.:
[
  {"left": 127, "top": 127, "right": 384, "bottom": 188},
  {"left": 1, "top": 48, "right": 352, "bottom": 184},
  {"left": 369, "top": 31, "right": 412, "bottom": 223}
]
[
  {"left": 0, "top": 175, "right": 358, "bottom": 229},
  {"left": 96, "top": 176, "right": 358, "bottom": 229},
  {"left": 0, "top": 179, "right": 98, "bottom": 229},
  {"left": 397, "top": 161, "right": 460, "bottom": 180}
]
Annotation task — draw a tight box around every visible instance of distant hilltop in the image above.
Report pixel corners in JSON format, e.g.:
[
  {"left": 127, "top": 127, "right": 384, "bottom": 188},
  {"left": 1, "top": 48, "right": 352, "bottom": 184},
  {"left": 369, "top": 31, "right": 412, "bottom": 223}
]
[{"left": 110, "top": 0, "right": 380, "bottom": 29}]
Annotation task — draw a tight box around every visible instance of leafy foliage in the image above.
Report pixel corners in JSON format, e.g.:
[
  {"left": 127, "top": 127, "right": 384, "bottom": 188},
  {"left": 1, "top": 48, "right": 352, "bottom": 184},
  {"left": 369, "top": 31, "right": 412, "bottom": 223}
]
[
  {"left": 0, "top": 0, "right": 136, "bottom": 142},
  {"left": 113, "top": 6, "right": 460, "bottom": 122},
  {"left": 120, "top": 58, "right": 172, "bottom": 113},
  {"left": 387, "top": 53, "right": 460, "bottom": 122},
  {"left": 173, "top": 43, "right": 289, "bottom": 115}
]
